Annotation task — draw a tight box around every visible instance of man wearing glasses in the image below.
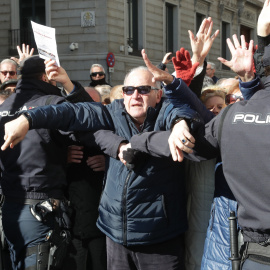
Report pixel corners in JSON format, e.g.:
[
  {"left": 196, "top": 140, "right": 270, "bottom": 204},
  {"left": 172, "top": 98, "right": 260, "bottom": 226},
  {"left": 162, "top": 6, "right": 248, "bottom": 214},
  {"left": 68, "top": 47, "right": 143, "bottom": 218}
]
[
  {"left": 2, "top": 64, "right": 198, "bottom": 270},
  {"left": 0, "top": 59, "right": 17, "bottom": 84},
  {"left": 89, "top": 63, "right": 111, "bottom": 87}
]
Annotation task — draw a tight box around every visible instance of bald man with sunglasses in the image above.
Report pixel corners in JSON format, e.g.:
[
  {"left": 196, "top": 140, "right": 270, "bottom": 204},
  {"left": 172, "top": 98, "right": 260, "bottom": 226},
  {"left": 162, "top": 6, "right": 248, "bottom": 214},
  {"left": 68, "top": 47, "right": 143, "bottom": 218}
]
[{"left": 2, "top": 58, "right": 200, "bottom": 270}]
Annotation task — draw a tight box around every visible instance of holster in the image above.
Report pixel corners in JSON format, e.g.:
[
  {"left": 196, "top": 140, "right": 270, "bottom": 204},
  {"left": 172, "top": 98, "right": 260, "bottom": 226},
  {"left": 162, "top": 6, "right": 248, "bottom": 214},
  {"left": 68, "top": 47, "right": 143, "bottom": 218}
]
[
  {"left": 28, "top": 198, "right": 72, "bottom": 269},
  {"left": 46, "top": 228, "right": 71, "bottom": 269},
  {"left": 25, "top": 242, "right": 50, "bottom": 270}
]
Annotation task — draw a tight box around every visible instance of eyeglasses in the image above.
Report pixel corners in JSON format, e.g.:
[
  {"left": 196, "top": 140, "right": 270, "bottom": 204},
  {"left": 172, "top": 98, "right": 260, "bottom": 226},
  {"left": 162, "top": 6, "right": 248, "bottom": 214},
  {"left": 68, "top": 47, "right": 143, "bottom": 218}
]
[
  {"left": 90, "top": 72, "right": 105, "bottom": 77},
  {"left": 122, "top": 85, "right": 159, "bottom": 95},
  {"left": 225, "top": 94, "right": 244, "bottom": 105},
  {"left": 0, "top": 71, "right": 17, "bottom": 76}
]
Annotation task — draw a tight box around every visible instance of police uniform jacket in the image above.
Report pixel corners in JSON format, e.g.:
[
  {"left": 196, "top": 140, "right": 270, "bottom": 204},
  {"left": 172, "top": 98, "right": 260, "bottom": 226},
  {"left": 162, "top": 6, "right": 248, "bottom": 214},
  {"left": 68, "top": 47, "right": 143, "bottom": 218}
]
[
  {"left": 0, "top": 78, "right": 89, "bottom": 201},
  {"left": 194, "top": 75, "right": 270, "bottom": 243}
]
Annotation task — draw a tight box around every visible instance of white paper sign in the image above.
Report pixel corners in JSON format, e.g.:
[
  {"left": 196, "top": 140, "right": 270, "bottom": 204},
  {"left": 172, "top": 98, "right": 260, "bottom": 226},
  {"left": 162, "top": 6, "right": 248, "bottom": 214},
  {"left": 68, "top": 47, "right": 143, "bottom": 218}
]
[{"left": 31, "top": 21, "right": 60, "bottom": 66}]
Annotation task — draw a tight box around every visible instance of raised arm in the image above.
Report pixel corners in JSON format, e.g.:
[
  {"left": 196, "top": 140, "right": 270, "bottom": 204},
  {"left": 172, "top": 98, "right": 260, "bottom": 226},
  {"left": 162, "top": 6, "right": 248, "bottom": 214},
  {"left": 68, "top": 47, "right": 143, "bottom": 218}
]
[
  {"left": 1, "top": 102, "right": 113, "bottom": 150},
  {"left": 255, "top": 0, "right": 270, "bottom": 78},
  {"left": 189, "top": 17, "right": 219, "bottom": 66},
  {"left": 218, "top": 34, "right": 255, "bottom": 82},
  {"left": 257, "top": 0, "right": 270, "bottom": 38},
  {"left": 10, "top": 44, "right": 34, "bottom": 65}
]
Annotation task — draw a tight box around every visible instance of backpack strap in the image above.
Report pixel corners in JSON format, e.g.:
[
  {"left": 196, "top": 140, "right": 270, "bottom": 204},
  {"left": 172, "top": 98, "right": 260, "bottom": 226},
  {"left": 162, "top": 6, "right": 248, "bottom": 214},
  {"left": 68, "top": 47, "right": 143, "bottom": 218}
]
[{"left": 218, "top": 104, "right": 233, "bottom": 145}]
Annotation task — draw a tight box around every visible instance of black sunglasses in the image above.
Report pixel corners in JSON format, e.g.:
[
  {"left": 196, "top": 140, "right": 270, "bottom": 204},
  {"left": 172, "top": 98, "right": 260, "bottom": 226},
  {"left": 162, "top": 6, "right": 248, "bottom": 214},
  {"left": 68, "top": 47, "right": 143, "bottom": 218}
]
[
  {"left": 122, "top": 85, "right": 159, "bottom": 95},
  {"left": 90, "top": 72, "right": 105, "bottom": 77},
  {"left": 225, "top": 94, "right": 244, "bottom": 105},
  {"left": 0, "top": 71, "right": 17, "bottom": 76}
]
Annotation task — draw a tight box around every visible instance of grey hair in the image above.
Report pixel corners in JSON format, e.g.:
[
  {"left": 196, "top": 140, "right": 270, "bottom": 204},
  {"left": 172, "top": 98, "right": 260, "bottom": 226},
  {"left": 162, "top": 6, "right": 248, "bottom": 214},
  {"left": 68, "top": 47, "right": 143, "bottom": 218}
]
[
  {"left": 0, "top": 59, "right": 17, "bottom": 69},
  {"left": 90, "top": 64, "right": 105, "bottom": 74},
  {"left": 123, "top": 66, "right": 161, "bottom": 89},
  {"left": 207, "top": 62, "right": 216, "bottom": 70}
]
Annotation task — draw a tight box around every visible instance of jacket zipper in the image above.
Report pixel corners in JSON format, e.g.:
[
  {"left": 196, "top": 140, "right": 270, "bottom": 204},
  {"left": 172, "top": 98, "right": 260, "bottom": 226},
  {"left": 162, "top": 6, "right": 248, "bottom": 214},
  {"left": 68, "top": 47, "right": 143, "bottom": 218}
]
[{"left": 122, "top": 170, "right": 132, "bottom": 246}]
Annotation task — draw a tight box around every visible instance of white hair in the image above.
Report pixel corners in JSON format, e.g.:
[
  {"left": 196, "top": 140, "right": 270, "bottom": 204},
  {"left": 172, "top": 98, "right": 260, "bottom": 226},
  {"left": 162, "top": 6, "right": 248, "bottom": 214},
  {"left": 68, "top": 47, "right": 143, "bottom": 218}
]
[
  {"left": 90, "top": 64, "right": 105, "bottom": 74},
  {"left": 207, "top": 62, "right": 216, "bottom": 70},
  {"left": 0, "top": 59, "right": 17, "bottom": 69}
]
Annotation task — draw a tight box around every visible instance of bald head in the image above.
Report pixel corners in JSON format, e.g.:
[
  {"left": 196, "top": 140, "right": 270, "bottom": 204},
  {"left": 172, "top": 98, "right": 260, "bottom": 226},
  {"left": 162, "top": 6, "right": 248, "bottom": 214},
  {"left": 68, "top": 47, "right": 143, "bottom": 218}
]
[{"left": 84, "top": 87, "right": 102, "bottom": 102}]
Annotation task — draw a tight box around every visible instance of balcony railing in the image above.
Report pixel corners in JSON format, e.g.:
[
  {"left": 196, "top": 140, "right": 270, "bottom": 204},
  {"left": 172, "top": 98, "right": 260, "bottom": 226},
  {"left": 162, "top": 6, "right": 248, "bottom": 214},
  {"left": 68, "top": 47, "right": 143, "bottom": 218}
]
[{"left": 9, "top": 29, "right": 37, "bottom": 55}]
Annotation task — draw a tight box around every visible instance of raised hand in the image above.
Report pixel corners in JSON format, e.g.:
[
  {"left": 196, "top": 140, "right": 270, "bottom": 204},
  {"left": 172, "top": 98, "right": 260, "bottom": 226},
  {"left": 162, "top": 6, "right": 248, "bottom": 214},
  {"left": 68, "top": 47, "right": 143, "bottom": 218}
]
[
  {"left": 10, "top": 44, "right": 34, "bottom": 65},
  {"left": 172, "top": 48, "right": 200, "bottom": 86},
  {"left": 162, "top": 52, "right": 172, "bottom": 65},
  {"left": 218, "top": 34, "right": 254, "bottom": 82},
  {"left": 257, "top": 0, "right": 270, "bottom": 37},
  {"left": 189, "top": 17, "right": 219, "bottom": 65},
  {"left": 45, "top": 59, "right": 74, "bottom": 93},
  {"left": 141, "top": 49, "right": 174, "bottom": 85}
]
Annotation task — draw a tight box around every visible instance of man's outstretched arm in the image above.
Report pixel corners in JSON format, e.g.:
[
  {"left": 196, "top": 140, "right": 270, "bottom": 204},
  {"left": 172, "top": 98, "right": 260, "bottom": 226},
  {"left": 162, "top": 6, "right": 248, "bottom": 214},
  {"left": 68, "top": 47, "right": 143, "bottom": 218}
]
[{"left": 1, "top": 101, "right": 114, "bottom": 150}]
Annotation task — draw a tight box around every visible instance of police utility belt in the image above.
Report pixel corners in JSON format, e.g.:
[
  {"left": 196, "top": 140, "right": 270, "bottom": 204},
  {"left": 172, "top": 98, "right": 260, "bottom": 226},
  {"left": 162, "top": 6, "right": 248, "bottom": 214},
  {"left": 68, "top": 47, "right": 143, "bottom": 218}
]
[
  {"left": 5, "top": 197, "right": 72, "bottom": 270},
  {"left": 242, "top": 241, "right": 270, "bottom": 266}
]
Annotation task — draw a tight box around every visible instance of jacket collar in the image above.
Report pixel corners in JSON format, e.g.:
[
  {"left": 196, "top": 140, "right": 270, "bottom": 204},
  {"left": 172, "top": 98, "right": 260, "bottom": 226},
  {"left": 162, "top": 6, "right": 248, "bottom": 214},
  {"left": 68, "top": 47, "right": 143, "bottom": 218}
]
[
  {"left": 264, "top": 75, "right": 270, "bottom": 89},
  {"left": 15, "top": 78, "right": 62, "bottom": 96}
]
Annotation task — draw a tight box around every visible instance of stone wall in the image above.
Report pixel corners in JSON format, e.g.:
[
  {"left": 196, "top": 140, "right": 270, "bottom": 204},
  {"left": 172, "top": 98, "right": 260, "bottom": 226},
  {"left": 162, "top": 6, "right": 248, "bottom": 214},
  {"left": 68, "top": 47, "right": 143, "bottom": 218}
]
[{"left": 0, "top": 0, "right": 264, "bottom": 86}]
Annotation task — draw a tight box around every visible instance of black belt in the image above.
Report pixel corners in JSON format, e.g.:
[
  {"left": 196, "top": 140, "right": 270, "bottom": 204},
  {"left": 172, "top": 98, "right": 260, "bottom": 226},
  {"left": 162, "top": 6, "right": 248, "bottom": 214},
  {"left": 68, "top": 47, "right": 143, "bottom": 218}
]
[
  {"left": 243, "top": 242, "right": 270, "bottom": 265},
  {"left": 247, "top": 242, "right": 270, "bottom": 257},
  {"left": 4, "top": 197, "right": 44, "bottom": 205}
]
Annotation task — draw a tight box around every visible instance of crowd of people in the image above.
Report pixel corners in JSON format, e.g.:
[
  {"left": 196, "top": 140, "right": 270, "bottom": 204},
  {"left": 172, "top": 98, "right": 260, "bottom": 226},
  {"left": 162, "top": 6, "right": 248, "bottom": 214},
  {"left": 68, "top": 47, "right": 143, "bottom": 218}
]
[{"left": 1, "top": 1, "right": 270, "bottom": 270}]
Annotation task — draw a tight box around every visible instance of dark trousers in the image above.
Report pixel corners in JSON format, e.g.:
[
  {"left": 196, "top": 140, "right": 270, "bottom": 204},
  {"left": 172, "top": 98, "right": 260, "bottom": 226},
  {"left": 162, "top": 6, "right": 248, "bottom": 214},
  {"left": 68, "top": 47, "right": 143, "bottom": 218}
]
[
  {"left": 2, "top": 201, "right": 54, "bottom": 270},
  {"left": 62, "top": 235, "right": 106, "bottom": 270},
  {"left": 106, "top": 234, "right": 185, "bottom": 270}
]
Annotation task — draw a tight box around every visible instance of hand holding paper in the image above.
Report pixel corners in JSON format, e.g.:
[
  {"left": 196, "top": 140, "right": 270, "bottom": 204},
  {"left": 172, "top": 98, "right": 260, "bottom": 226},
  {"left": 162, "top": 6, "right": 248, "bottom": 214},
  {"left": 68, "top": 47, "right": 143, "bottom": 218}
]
[
  {"left": 45, "top": 59, "right": 74, "bottom": 93},
  {"left": 31, "top": 21, "right": 60, "bottom": 66}
]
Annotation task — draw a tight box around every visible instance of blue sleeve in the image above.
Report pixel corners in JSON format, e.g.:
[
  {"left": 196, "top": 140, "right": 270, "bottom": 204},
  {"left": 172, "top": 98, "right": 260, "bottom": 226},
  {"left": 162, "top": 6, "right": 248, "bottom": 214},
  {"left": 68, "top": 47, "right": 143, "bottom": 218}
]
[
  {"left": 239, "top": 75, "right": 263, "bottom": 100},
  {"left": 26, "top": 102, "right": 114, "bottom": 132},
  {"left": 164, "top": 77, "right": 214, "bottom": 123}
]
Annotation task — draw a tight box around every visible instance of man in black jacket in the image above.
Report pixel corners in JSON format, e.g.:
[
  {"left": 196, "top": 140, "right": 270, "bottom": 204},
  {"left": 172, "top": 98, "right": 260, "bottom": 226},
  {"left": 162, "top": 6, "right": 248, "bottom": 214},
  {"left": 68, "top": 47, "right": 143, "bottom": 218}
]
[{"left": 0, "top": 56, "right": 92, "bottom": 270}]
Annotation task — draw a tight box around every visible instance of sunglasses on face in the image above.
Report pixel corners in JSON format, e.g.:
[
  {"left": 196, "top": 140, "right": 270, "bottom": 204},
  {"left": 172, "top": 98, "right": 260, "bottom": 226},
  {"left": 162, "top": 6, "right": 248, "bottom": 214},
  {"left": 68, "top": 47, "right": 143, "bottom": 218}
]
[
  {"left": 225, "top": 94, "right": 244, "bottom": 105},
  {"left": 122, "top": 85, "right": 159, "bottom": 95},
  {"left": 90, "top": 72, "right": 105, "bottom": 77},
  {"left": 0, "top": 71, "right": 17, "bottom": 76}
]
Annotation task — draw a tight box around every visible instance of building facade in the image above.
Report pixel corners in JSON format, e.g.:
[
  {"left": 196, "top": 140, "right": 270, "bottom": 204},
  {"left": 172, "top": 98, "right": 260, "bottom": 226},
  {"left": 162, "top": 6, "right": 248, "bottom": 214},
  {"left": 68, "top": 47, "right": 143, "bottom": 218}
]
[{"left": 0, "top": 0, "right": 264, "bottom": 86}]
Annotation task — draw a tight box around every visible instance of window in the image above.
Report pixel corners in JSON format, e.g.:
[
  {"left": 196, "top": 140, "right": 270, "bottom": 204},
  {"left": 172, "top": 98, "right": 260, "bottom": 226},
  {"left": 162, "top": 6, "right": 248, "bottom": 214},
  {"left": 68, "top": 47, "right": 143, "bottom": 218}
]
[
  {"left": 165, "top": 3, "right": 178, "bottom": 53},
  {"left": 196, "top": 13, "right": 205, "bottom": 33},
  {"left": 127, "top": 0, "right": 143, "bottom": 56},
  {"left": 222, "top": 21, "right": 230, "bottom": 70},
  {"left": 166, "top": 3, "right": 174, "bottom": 53},
  {"left": 20, "top": 0, "right": 45, "bottom": 47},
  {"left": 240, "top": 25, "right": 251, "bottom": 44},
  {"left": 9, "top": 0, "right": 46, "bottom": 54}
]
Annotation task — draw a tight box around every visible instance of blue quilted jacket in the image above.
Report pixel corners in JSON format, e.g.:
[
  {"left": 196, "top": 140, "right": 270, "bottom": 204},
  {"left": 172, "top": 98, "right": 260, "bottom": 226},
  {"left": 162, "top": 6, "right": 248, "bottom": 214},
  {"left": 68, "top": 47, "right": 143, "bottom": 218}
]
[{"left": 27, "top": 97, "right": 199, "bottom": 246}]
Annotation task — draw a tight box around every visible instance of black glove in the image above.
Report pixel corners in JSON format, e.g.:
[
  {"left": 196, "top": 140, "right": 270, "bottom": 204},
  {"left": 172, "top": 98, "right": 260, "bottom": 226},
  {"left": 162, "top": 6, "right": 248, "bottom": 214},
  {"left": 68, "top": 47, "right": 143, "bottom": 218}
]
[{"left": 123, "top": 148, "right": 142, "bottom": 170}]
